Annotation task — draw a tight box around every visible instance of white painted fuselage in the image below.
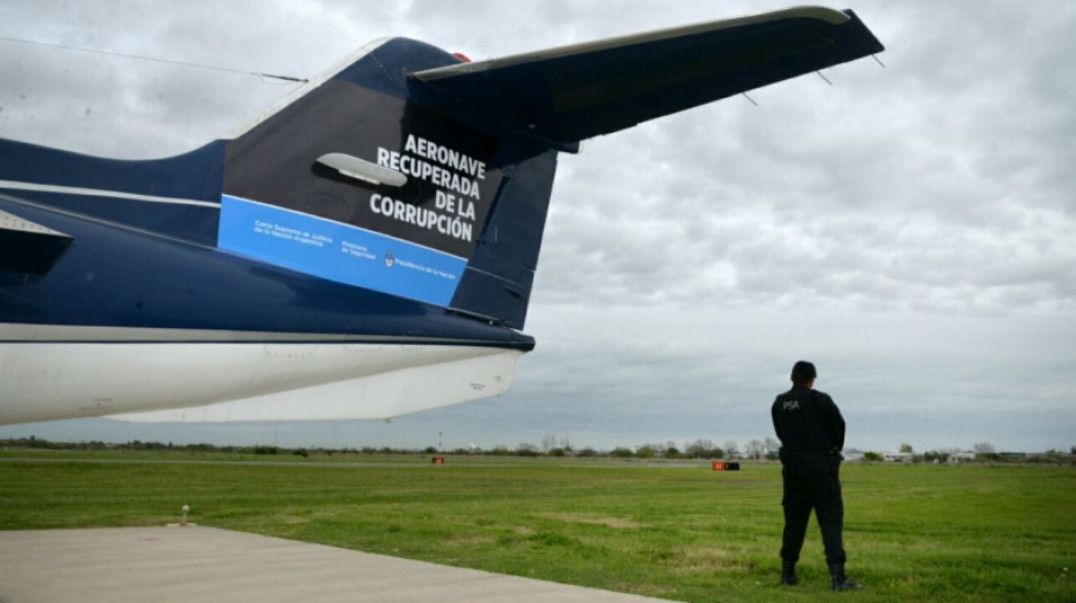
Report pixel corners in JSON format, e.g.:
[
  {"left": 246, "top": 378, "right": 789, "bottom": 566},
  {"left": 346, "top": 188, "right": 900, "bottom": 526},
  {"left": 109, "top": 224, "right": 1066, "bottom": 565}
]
[{"left": 0, "top": 324, "right": 521, "bottom": 424}]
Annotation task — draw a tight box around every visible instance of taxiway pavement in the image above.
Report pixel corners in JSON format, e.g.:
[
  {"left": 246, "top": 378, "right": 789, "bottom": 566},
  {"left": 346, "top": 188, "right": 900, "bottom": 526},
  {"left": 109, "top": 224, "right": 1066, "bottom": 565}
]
[{"left": 0, "top": 526, "right": 670, "bottom": 602}]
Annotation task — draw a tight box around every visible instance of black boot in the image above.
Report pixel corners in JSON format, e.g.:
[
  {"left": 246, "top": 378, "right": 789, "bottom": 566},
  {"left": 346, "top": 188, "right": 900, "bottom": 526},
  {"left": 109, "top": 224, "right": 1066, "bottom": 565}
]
[
  {"left": 780, "top": 560, "right": 798, "bottom": 585},
  {"left": 829, "top": 564, "right": 863, "bottom": 591}
]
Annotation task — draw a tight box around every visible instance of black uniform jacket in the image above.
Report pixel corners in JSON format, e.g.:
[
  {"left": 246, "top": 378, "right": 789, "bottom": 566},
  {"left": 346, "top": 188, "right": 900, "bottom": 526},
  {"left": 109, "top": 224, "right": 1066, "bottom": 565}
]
[{"left": 771, "top": 385, "right": 846, "bottom": 454}]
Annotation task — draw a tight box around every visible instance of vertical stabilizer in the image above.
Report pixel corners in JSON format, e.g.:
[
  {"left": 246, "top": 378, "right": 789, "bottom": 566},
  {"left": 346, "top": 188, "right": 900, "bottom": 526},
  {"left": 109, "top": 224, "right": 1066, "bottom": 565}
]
[{"left": 219, "top": 39, "right": 554, "bottom": 328}]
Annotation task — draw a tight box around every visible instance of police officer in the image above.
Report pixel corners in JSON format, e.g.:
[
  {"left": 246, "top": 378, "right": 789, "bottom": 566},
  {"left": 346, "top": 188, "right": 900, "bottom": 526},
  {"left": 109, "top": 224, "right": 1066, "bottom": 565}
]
[{"left": 771, "top": 360, "right": 862, "bottom": 591}]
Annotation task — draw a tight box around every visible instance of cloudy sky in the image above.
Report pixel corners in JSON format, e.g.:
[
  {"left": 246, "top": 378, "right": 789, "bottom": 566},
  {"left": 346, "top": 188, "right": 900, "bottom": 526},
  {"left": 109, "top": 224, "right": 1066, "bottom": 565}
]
[{"left": 1, "top": 1, "right": 1073, "bottom": 454}]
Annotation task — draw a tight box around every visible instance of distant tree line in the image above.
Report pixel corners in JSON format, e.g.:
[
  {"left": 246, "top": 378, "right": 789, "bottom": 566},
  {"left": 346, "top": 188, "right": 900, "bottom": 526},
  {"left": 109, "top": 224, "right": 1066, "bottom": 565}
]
[
  {"left": 855, "top": 442, "right": 1075, "bottom": 465},
  {"left": 0, "top": 435, "right": 739, "bottom": 460},
  {"left": 2, "top": 436, "right": 1072, "bottom": 465}
]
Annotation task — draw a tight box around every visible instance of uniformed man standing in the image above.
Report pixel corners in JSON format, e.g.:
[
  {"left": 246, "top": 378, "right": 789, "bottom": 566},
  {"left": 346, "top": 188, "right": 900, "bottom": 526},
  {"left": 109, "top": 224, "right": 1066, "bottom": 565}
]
[{"left": 771, "top": 360, "right": 862, "bottom": 591}]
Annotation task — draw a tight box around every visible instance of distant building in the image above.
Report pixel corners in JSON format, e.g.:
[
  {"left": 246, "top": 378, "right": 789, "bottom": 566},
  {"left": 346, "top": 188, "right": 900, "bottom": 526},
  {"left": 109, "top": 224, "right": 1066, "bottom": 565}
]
[
  {"left": 883, "top": 452, "right": 913, "bottom": 463},
  {"left": 842, "top": 449, "right": 865, "bottom": 462}
]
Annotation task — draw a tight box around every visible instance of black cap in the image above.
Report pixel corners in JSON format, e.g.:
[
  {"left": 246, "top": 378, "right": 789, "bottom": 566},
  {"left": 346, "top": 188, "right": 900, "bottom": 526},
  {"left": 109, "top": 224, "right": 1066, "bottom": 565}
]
[{"left": 791, "top": 361, "right": 817, "bottom": 384}]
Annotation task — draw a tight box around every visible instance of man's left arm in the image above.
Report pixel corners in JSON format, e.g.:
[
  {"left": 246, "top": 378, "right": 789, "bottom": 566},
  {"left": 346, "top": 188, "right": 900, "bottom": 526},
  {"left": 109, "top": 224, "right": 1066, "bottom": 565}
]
[{"left": 820, "top": 393, "right": 846, "bottom": 451}]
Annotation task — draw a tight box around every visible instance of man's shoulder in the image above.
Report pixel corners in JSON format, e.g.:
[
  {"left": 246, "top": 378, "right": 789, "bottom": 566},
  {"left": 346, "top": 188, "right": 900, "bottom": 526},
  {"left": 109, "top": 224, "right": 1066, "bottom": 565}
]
[{"left": 812, "top": 389, "right": 839, "bottom": 410}]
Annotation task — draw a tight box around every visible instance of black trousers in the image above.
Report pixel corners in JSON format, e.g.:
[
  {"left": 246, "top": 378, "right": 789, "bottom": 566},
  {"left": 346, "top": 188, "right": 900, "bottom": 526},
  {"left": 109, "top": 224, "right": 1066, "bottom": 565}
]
[{"left": 780, "top": 452, "right": 846, "bottom": 566}]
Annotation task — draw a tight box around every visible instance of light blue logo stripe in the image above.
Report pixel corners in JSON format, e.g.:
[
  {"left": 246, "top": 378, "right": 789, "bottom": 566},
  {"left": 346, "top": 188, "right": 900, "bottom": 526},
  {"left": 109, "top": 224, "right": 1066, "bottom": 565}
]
[{"left": 219, "top": 195, "right": 465, "bottom": 306}]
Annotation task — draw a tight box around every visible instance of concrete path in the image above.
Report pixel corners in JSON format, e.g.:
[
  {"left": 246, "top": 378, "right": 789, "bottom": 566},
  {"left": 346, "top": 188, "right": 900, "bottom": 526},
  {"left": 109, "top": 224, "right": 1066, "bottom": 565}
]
[{"left": 0, "top": 526, "right": 670, "bottom": 602}]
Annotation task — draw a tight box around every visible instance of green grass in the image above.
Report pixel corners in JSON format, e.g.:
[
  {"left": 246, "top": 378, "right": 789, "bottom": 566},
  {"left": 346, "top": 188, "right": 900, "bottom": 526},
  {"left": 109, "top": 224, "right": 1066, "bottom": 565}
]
[{"left": 1, "top": 451, "right": 1074, "bottom": 602}]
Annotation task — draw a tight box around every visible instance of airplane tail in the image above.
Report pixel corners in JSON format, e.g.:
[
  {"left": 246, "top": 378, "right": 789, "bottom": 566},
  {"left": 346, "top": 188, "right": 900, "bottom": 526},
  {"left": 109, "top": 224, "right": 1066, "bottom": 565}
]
[
  {"left": 0, "top": 8, "right": 882, "bottom": 332},
  {"left": 0, "top": 7, "right": 883, "bottom": 425},
  {"left": 219, "top": 39, "right": 557, "bottom": 329},
  {"left": 218, "top": 7, "right": 883, "bottom": 330}
]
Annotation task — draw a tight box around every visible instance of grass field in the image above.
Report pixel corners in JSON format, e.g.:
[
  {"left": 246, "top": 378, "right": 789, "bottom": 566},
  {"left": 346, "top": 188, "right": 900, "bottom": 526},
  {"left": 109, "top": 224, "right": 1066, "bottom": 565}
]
[{"left": 1, "top": 450, "right": 1073, "bottom": 602}]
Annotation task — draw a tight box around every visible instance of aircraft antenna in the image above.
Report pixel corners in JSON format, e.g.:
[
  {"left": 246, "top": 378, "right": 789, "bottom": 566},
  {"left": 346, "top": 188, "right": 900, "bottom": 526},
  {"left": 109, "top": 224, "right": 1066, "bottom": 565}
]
[
  {"left": 872, "top": 54, "right": 887, "bottom": 68},
  {"left": 0, "top": 35, "right": 309, "bottom": 83},
  {"left": 740, "top": 92, "right": 758, "bottom": 107},
  {"left": 816, "top": 71, "right": 833, "bottom": 85}
]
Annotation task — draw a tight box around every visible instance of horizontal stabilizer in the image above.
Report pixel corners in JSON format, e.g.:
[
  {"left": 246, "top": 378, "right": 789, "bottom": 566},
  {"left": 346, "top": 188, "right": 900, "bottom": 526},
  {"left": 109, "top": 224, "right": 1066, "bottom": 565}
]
[
  {"left": 0, "top": 207, "right": 73, "bottom": 275},
  {"left": 412, "top": 7, "right": 884, "bottom": 148}
]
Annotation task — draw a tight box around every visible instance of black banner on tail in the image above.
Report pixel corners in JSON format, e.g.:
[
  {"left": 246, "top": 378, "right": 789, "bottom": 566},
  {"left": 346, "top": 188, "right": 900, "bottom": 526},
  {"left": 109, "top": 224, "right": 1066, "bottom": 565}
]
[{"left": 220, "top": 82, "right": 503, "bottom": 307}]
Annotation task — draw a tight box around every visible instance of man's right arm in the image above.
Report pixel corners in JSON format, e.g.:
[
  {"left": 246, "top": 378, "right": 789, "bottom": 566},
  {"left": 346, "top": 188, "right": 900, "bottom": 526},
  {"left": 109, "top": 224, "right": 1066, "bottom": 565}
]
[{"left": 771, "top": 399, "right": 783, "bottom": 442}]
